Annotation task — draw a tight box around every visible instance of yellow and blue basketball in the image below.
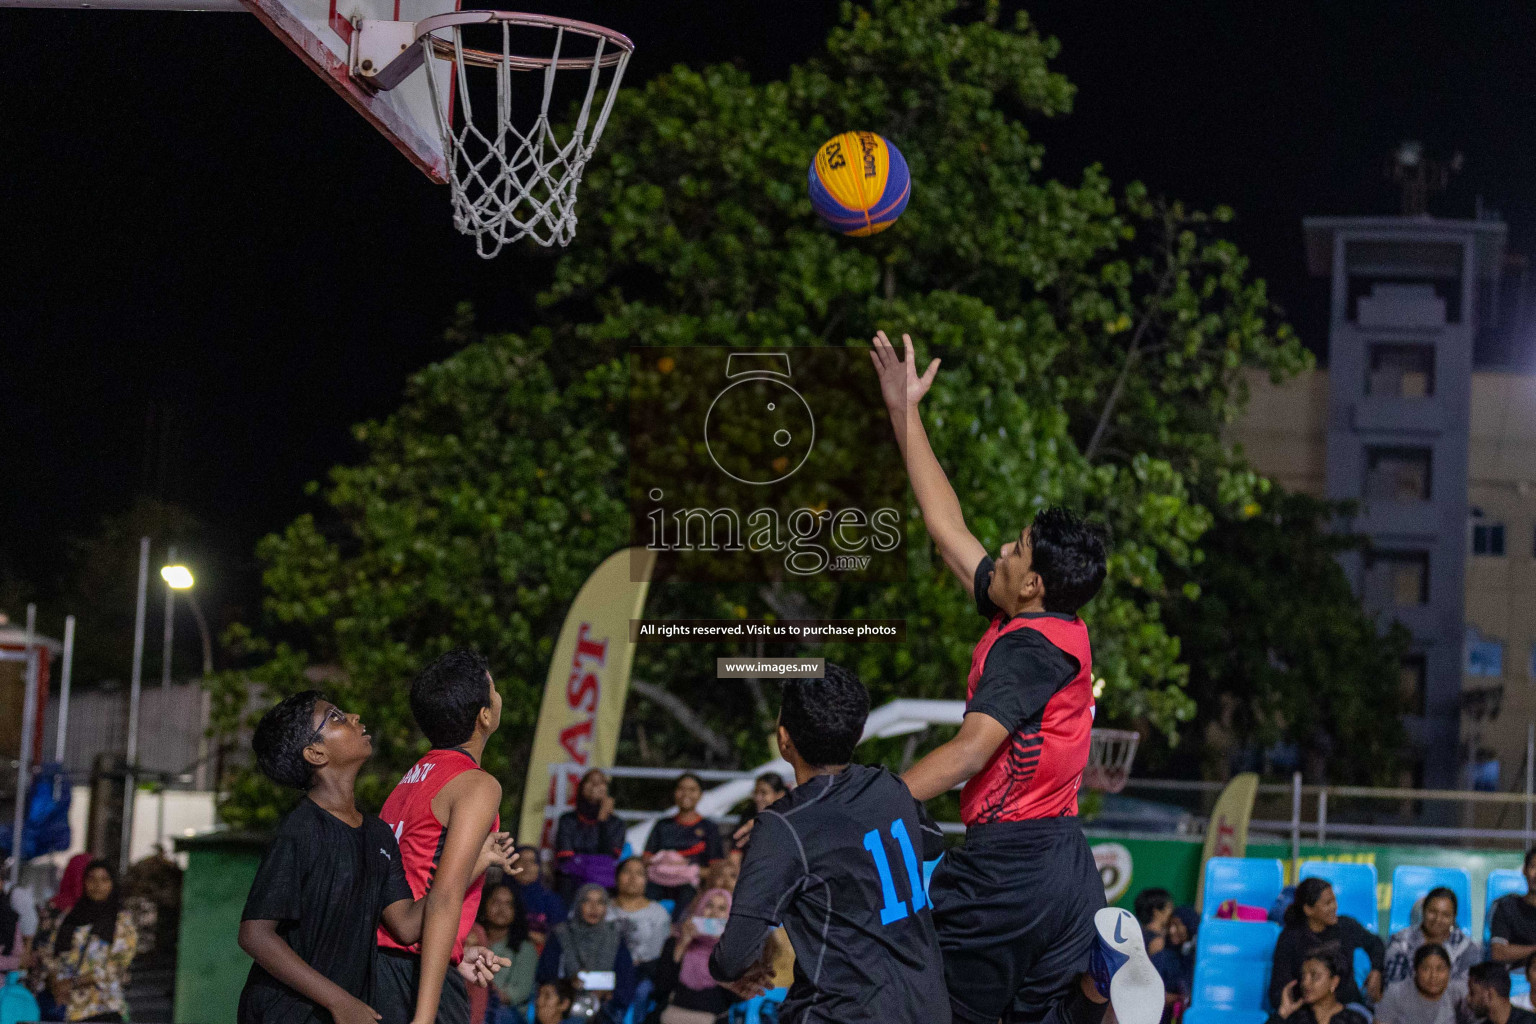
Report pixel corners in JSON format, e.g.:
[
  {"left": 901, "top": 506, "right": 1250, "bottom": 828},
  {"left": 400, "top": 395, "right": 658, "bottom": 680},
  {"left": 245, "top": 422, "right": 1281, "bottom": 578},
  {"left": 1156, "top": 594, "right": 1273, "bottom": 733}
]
[{"left": 808, "top": 131, "right": 911, "bottom": 237}]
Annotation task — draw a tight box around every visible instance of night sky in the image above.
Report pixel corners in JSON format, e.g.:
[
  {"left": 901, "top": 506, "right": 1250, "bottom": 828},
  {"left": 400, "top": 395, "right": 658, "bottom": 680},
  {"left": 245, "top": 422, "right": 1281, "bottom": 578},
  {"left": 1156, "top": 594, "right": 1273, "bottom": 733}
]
[{"left": 4, "top": 1, "right": 1535, "bottom": 633}]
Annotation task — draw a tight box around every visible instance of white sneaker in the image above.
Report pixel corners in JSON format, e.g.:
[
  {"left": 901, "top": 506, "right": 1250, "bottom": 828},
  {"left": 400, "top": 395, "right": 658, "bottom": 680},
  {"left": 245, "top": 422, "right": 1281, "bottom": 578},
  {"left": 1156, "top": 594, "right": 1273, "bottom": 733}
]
[{"left": 1088, "top": 907, "right": 1163, "bottom": 1024}]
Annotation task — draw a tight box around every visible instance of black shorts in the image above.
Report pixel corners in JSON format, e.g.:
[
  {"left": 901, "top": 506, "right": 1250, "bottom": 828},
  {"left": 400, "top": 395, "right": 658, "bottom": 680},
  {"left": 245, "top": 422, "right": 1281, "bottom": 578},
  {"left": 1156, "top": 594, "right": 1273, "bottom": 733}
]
[
  {"left": 372, "top": 948, "right": 471, "bottom": 1024},
  {"left": 928, "top": 817, "right": 1106, "bottom": 1024}
]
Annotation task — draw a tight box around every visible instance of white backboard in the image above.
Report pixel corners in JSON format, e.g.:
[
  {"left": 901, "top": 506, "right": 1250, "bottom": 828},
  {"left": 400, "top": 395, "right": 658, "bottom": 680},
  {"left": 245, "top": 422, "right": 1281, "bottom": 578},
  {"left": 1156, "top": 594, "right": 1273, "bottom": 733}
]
[{"left": 241, "top": 0, "right": 454, "bottom": 181}]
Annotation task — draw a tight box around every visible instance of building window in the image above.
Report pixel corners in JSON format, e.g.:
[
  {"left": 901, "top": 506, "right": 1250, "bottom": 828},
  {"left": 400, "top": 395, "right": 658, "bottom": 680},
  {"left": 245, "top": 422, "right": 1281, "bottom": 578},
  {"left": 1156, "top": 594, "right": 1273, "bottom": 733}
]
[
  {"left": 1364, "top": 550, "right": 1429, "bottom": 606},
  {"left": 1467, "top": 636, "right": 1504, "bottom": 677},
  {"left": 1399, "top": 655, "right": 1426, "bottom": 715},
  {"left": 1472, "top": 757, "right": 1501, "bottom": 793},
  {"left": 1471, "top": 522, "right": 1506, "bottom": 556},
  {"left": 1364, "top": 446, "right": 1432, "bottom": 501},
  {"left": 1366, "top": 343, "right": 1436, "bottom": 397}
]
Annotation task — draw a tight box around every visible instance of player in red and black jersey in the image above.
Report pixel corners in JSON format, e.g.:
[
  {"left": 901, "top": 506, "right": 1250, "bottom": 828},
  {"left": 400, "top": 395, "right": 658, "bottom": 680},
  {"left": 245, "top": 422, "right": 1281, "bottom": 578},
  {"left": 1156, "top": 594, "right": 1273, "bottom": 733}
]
[
  {"left": 373, "top": 648, "right": 513, "bottom": 1024},
  {"left": 871, "top": 332, "right": 1161, "bottom": 1024}
]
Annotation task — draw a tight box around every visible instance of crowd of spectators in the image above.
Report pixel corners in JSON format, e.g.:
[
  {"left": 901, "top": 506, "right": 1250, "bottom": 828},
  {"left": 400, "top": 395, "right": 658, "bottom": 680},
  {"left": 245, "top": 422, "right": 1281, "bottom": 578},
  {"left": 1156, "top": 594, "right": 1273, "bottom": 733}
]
[
  {"left": 1132, "top": 848, "right": 1536, "bottom": 1024},
  {"left": 1, "top": 850, "right": 176, "bottom": 1023},
  {"left": 459, "top": 768, "right": 788, "bottom": 1024}
]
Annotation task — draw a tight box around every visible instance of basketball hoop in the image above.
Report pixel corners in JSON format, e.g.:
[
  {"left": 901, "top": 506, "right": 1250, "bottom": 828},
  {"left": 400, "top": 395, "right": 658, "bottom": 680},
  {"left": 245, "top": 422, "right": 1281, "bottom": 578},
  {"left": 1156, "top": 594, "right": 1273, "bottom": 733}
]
[
  {"left": 352, "top": 11, "right": 633, "bottom": 257},
  {"left": 1083, "top": 728, "right": 1139, "bottom": 794}
]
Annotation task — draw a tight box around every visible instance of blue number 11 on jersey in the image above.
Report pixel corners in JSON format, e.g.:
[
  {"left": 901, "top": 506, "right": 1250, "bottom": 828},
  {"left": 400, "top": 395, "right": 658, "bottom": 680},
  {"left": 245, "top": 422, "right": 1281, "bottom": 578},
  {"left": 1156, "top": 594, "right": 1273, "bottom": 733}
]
[{"left": 862, "top": 818, "right": 927, "bottom": 925}]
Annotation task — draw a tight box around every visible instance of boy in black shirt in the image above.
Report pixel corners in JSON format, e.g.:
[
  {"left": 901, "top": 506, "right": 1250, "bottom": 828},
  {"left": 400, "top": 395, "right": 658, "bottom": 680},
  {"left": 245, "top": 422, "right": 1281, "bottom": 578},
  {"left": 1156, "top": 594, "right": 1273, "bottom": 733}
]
[
  {"left": 710, "top": 665, "right": 952, "bottom": 1024},
  {"left": 237, "top": 691, "right": 504, "bottom": 1024}
]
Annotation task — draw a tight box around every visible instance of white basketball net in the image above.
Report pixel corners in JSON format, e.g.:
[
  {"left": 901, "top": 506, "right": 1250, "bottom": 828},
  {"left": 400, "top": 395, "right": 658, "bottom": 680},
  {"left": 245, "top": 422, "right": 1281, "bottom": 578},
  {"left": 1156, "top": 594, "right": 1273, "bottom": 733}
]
[{"left": 420, "top": 16, "right": 632, "bottom": 258}]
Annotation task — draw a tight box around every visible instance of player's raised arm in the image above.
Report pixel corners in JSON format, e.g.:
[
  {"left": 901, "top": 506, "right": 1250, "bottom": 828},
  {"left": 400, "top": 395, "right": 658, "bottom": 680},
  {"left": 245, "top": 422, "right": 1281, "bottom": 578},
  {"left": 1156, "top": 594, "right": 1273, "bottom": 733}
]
[{"left": 870, "top": 330, "right": 987, "bottom": 595}]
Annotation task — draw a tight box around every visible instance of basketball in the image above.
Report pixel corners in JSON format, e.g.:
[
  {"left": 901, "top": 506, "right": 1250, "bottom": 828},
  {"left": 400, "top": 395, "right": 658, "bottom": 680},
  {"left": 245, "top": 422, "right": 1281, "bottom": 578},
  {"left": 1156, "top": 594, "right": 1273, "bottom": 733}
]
[{"left": 808, "top": 131, "right": 911, "bottom": 236}]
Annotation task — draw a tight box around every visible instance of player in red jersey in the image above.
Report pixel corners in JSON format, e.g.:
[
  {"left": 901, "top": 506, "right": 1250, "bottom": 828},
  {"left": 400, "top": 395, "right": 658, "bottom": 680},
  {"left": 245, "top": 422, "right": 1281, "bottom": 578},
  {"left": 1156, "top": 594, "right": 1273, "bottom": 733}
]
[
  {"left": 871, "top": 332, "right": 1160, "bottom": 1024},
  {"left": 374, "top": 648, "right": 510, "bottom": 1024}
]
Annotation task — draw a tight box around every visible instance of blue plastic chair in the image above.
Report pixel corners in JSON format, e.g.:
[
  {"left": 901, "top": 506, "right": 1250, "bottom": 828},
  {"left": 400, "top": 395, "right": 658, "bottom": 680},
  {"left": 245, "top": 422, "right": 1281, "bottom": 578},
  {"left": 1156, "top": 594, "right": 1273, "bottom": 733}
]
[
  {"left": 1299, "top": 861, "right": 1380, "bottom": 933},
  {"left": 1192, "top": 919, "right": 1279, "bottom": 1014},
  {"left": 1199, "top": 920, "right": 1282, "bottom": 965},
  {"left": 727, "top": 987, "right": 789, "bottom": 1024},
  {"left": 1389, "top": 865, "right": 1472, "bottom": 934},
  {"left": 1486, "top": 869, "right": 1527, "bottom": 942},
  {"left": 1192, "top": 957, "right": 1272, "bottom": 1012},
  {"left": 1202, "top": 857, "right": 1286, "bottom": 922},
  {"left": 1183, "top": 1009, "right": 1268, "bottom": 1024}
]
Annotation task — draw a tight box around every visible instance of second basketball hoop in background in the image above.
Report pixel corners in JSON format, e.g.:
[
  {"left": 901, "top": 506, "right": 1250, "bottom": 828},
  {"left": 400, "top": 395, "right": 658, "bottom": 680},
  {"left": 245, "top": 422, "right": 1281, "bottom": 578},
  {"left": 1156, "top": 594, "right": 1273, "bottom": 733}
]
[{"left": 352, "top": 11, "right": 633, "bottom": 257}]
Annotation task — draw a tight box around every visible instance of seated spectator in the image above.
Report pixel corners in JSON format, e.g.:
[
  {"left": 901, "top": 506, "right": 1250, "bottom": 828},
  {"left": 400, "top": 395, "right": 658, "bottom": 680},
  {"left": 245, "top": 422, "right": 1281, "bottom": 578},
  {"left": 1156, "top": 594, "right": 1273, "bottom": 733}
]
[
  {"left": 554, "top": 769, "right": 627, "bottom": 903},
  {"left": 1375, "top": 944, "right": 1463, "bottom": 1024},
  {"left": 533, "top": 979, "right": 579, "bottom": 1024},
  {"left": 1271, "top": 878, "right": 1384, "bottom": 1009},
  {"left": 703, "top": 857, "right": 739, "bottom": 895},
  {"left": 1135, "top": 888, "right": 1175, "bottom": 954},
  {"left": 753, "top": 772, "right": 789, "bottom": 814},
  {"left": 606, "top": 857, "right": 672, "bottom": 972},
  {"left": 644, "top": 774, "right": 723, "bottom": 919},
  {"left": 1384, "top": 887, "right": 1480, "bottom": 985},
  {"left": 1516, "top": 960, "right": 1536, "bottom": 1012},
  {"left": 1270, "top": 947, "right": 1370, "bottom": 1024},
  {"left": 1491, "top": 850, "right": 1536, "bottom": 977},
  {"left": 470, "top": 882, "right": 540, "bottom": 1023},
  {"left": 1468, "top": 960, "right": 1536, "bottom": 1024},
  {"left": 1151, "top": 906, "right": 1198, "bottom": 1007},
  {"left": 512, "top": 844, "right": 568, "bottom": 948},
  {"left": 38, "top": 859, "right": 138, "bottom": 1024},
  {"left": 537, "top": 884, "right": 636, "bottom": 1023},
  {"left": 0, "top": 880, "right": 22, "bottom": 974},
  {"left": 652, "top": 888, "right": 741, "bottom": 1024}
]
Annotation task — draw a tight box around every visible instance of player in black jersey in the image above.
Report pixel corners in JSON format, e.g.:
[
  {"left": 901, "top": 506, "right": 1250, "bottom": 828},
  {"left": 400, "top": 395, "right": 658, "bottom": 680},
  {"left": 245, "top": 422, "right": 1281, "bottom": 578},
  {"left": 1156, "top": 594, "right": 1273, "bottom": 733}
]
[{"left": 709, "top": 665, "right": 951, "bottom": 1024}]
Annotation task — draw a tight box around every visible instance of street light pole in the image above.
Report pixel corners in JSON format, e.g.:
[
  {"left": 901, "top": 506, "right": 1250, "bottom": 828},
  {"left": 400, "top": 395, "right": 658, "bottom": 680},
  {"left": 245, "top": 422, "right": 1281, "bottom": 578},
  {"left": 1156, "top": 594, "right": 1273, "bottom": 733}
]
[
  {"left": 160, "top": 544, "right": 176, "bottom": 690},
  {"left": 9, "top": 604, "right": 38, "bottom": 888},
  {"left": 122, "top": 536, "right": 150, "bottom": 874},
  {"left": 55, "top": 615, "right": 75, "bottom": 763}
]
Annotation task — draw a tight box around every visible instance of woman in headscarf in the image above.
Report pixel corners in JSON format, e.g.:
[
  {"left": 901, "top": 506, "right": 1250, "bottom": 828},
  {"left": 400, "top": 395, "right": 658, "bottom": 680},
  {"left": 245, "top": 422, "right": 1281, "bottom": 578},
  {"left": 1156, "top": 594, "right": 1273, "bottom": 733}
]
[
  {"left": 553, "top": 769, "right": 627, "bottom": 903},
  {"left": 1152, "top": 906, "right": 1199, "bottom": 1011},
  {"left": 38, "top": 859, "right": 138, "bottom": 1023},
  {"left": 652, "top": 888, "right": 743, "bottom": 1024},
  {"left": 1382, "top": 887, "right": 1480, "bottom": 985},
  {"left": 536, "top": 884, "right": 636, "bottom": 1022}
]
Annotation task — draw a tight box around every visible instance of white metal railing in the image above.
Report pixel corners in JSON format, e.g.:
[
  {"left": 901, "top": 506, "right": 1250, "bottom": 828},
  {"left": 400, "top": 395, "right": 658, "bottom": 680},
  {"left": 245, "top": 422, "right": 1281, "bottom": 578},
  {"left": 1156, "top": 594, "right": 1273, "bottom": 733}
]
[
  {"left": 538, "top": 763, "right": 1536, "bottom": 854},
  {"left": 1120, "top": 774, "right": 1536, "bottom": 854}
]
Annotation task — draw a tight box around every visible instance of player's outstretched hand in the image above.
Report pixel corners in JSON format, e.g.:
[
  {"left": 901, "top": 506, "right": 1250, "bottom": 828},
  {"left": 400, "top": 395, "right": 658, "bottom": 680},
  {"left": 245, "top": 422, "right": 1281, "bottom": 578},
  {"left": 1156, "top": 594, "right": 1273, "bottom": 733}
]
[
  {"left": 475, "top": 831, "right": 518, "bottom": 876},
  {"left": 326, "top": 994, "right": 382, "bottom": 1024},
  {"left": 869, "top": 330, "right": 940, "bottom": 412},
  {"left": 457, "top": 946, "right": 511, "bottom": 986}
]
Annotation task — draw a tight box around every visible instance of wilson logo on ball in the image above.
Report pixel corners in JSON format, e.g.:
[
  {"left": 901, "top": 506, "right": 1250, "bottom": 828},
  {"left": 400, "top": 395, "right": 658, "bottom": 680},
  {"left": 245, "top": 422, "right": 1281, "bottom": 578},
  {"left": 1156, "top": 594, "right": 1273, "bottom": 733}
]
[{"left": 808, "top": 131, "right": 911, "bottom": 237}]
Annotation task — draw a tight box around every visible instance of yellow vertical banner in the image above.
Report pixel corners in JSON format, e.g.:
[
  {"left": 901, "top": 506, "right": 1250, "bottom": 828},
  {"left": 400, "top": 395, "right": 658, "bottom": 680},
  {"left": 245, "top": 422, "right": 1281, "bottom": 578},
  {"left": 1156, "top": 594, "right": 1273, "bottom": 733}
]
[
  {"left": 1196, "top": 772, "right": 1260, "bottom": 910},
  {"left": 517, "top": 547, "right": 657, "bottom": 847}
]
